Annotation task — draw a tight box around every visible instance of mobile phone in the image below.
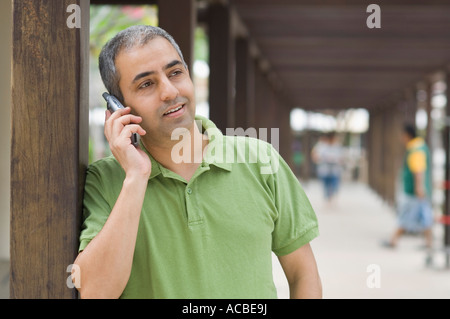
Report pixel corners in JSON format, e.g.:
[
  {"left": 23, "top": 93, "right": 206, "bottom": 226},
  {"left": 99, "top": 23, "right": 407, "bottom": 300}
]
[{"left": 102, "top": 92, "right": 140, "bottom": 147}]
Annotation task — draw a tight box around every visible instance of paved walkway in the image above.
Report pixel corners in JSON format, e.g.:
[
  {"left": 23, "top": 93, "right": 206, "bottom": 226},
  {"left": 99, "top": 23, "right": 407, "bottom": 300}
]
[{"left": 272, "top": 180, "right": 450, "bottom": 299}]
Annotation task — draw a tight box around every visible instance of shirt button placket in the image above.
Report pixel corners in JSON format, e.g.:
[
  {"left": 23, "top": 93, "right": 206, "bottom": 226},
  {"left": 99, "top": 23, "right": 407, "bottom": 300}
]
[{"left": 185, "top": 185, "right": 203, "bottom": 227}]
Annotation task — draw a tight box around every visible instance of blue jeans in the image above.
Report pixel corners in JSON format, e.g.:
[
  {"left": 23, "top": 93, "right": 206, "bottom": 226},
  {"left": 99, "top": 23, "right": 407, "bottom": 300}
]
[
  {"left": 322, "top": 175, "right": 340, "bottom": 199},
  {"left": 398, "top": 195, "right": 433, "bottom": 232}
]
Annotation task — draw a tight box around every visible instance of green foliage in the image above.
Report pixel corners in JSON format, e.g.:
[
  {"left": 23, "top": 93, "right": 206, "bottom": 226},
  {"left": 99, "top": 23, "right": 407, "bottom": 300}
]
[
  {"left": 90, "top": 5, "right": 209, "bottom": 63},
  {"left": 194, "top": 27, "right": 208, "bottom": 62},
  {"left": 90, "top": 5, "right": 158, "bottom": 62}
]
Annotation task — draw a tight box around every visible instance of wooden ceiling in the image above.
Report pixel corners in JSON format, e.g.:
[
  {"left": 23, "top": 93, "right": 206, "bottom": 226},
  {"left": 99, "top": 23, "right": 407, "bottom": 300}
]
[{"left": 230, "top": 0, "right": 450, "bottom": 111}]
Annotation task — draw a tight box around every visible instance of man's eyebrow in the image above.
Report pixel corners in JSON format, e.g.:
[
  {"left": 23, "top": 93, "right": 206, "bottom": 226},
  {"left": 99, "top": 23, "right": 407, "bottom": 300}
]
[
  {"left": 132, "top": 71, "right": 154, "bottom": 84},
  {"left": 131, "top": 60, "right": 183, "bottom": 84},
  {"left": 164, "top": 60, "right": 183, "bottom": 70}
]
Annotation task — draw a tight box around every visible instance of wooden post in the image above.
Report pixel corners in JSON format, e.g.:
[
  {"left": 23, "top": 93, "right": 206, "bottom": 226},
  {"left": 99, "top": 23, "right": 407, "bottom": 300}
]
[
  {"left": 0, "top": 0, "right": 12, "bottom": 264},
  {"left": 278, "top": 102, "right": 293, "bottom": 169},
  {"left": 158, "top": 0, "right": 196, "bottom": 73},
  {"left": 404, "top": 88, "right": 418, "bottom": 125},
  {"left": 254, "top": 63, "right": 268, "bottom": 131},
  {"left": 371, "top": 109, "right": 384, "bottom": 198},
  {"left": 425, "top": 81, "right": 433, "bottom": 146},
  {"left": 443, "top": 71, "right": 450, "bottom": 265},
  {"left": 10, "top": 0, "right": 89, "bottom": 298},
  {"left": 208, "top": 3, "right": 235, "bottom": 132},
  {"left": 235, "top": 37, "right": 255, "bottom": 129}
]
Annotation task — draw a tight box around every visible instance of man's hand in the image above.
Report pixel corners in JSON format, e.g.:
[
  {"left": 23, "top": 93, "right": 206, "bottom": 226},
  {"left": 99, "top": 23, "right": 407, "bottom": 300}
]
[{"left": 104, "top": 107, "right": 151, "bottom": 179}]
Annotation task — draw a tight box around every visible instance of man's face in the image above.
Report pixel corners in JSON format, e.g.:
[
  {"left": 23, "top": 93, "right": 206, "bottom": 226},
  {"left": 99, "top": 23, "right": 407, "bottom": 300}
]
[
  {"left": 115, "top": 37, "right": 195, "bottom": 142},
  {"left": 401, "top": 131, "right": 411, "bottom": 146}
]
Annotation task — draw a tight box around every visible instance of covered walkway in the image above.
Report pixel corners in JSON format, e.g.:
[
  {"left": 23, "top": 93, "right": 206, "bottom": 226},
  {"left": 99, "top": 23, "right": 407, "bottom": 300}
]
[
  {"left": 273, "top": 180, "right": 449, "bottom": 299},
  {"left": 3, "top": 0, "right": 450, "bottom": 298}
]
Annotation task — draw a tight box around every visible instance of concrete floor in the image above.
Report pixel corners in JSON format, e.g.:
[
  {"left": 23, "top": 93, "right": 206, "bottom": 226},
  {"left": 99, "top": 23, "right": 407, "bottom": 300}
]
[
  {"left": 272, "top": 180, "right": 450, "bottom": 299},
  {"left": 0, "top": 259, "right": 8, "bottom": 299}
]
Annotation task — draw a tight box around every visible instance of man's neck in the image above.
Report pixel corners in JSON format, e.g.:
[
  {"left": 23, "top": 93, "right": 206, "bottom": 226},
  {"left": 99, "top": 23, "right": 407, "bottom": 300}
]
[{"left": 141, "top": 122, "right": 208, "bottom": 182}]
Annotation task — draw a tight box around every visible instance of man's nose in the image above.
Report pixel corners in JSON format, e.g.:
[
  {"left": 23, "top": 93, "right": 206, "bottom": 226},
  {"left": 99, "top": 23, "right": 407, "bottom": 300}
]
[{"left": 159, "top": 76, "right": 179, "bottom": 101}]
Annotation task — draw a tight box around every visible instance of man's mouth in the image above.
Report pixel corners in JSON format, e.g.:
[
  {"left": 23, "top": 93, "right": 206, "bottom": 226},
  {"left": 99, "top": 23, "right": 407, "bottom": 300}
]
[{"left": 163, "top": 104, "right": 185, "bottom": 116}]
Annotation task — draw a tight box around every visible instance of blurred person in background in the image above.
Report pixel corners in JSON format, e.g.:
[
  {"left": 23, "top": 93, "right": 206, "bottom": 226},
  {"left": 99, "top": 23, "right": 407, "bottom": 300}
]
[
  {"left": 384, "top": 124, "right": 433, "bottom": 252},
  {"left": 311, "top": 132, "right": 344, "bottom": 206}
]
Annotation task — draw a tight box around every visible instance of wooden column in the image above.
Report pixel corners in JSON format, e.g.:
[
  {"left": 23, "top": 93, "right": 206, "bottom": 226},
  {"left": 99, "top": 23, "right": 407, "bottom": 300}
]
[
  {"left": 208, "top": 3, "right": 235, "bottom": 132},
  {"left": 158, "top": 0, "right": 196, "bottom": 73},
  {"left": 370, "top": 110, "right": 378, "bottom": 196},
  {"left": 0, "top": 0, "right": 12, "bottom": 263},
  {"left": 443, "top": 70, "right": 450, "bottom": 258},
  {"left": 369, "top": 109, "right": 385, "bottom": 198},
  {"left": 278, "top": 103, "right": 293, "bottom": 169},
  {"left": 424, "top": 82, "right": 434, "bottom": 146},
  {"left": 383, "top": 110, "right": 395, "bottom": 204},
  {"left": 301, "top": 130, "right": 312, "bottom": 181},
  {"left": 367, "top": 110, "right": 373, "bottom": 189},
  {"left": 404, "top": 88, "right": 418, "bottom": 125},
  {"left": 254, "top": 63, "right": 268, "bottom": 131},
  {"left": 235, "top": 37, "right": 255, "bottom": 129},
  {"left": 10, "top": 0, "right": 89, "bottom": 298}
]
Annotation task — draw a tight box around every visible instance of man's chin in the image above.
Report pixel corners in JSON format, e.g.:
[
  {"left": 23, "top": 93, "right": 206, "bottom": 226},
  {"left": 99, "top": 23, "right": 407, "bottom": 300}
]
[{"left": 161, "top": 111, "right": 196, "bottom": 135}]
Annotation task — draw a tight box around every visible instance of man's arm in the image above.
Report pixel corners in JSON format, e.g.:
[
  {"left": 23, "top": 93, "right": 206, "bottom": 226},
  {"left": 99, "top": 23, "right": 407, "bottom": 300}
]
[
  {"left": 414, "top": 171, "right": 426, "bottom": 198},
  {"left": 278, "top": 243, "right": 322, "bottom": 299},
  {"left": 74, "top": 175, "right": 148, "bottom": 298},
  {"left": 73, "top": 107, "right": 150, "bottom": 299}
]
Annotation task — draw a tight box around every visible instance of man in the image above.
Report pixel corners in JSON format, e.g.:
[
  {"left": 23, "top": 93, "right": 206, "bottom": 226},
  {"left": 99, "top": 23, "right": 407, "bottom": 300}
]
[
  {"left": 385, "top": 124, "right": 433, "bottom": 249},
  {"left": 311, "top": 132, "right": 344, "bottom": 205},
  {"left": 74, "top": 25, "right": 321, "bottom": 299}
]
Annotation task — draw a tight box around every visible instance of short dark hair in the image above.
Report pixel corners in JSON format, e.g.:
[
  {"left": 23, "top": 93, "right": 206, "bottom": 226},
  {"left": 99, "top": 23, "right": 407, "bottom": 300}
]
[{"left": 403, "top": 124, "right": 416, "bottom": 139}]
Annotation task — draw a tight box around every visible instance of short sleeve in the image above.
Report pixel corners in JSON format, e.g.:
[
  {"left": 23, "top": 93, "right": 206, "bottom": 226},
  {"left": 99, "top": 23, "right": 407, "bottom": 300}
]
[
  {"left": 407, "top": 150, "right": 426, "bottom": 173},
  {"left": 270, "top": 147, "right": 319, "bottom": 256},
  {"left": 78, "top": 162, "right": 116, "bottom": 252}
]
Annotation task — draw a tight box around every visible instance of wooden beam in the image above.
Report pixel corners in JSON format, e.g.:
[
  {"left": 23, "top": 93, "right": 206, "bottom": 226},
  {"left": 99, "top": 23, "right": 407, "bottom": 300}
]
[
  {"left": 10, "top": 0, "right": 89, "bottom": 299},
  {"left": 208, "top": 3, "right": 235, "bottom": 132},
  {"left": 158, "top": 0, "right": 196, "bottom": 73},
  {"left": 443, "top": 70, "right": 450, "bottom": 252},
  {"left": 0, "top": 0, "right": 12, "bottom": 263},
  {"left": 91, "top": 0, "right": 157, "bottom": 4},
  {"left": 235, "top": 37, "right": 255, "bottom": 129},
  {"left": 232, "top": 0, "right": 450, "bottom": 5}
]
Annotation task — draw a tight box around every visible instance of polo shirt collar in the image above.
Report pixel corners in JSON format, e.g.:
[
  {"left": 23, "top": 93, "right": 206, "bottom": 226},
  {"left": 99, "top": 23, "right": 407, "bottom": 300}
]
[
  {"left": 198, "top": 115, "right": 233, "bottom": 172},
  {"left": 407, "top": 137, "right": 424, "bottom": 150},
  {"left": 139, "top": 116, "right": 232, "bottom": 180}
]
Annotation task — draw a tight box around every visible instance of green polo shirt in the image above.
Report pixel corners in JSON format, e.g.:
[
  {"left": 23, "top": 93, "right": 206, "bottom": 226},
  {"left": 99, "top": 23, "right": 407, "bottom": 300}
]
[{"left": 79, "top": 116, "right": 319, "bottom": 299}]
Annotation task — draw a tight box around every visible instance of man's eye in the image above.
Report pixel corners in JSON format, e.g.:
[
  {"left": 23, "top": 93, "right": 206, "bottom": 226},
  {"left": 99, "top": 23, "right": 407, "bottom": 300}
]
[
  {"left": 170, "top": 70, "right": 182, "bottom": 77},
  {"left": 140, "top": 81, "right": 152, "bottom": 89}
]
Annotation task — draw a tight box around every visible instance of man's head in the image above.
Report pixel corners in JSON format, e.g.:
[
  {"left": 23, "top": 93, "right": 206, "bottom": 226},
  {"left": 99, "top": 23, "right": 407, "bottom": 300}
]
[
  {"left": 402, "top": 124, "right": 416, "bottom": 144},
  {"left": 99, "top": 25, "right": 195, "bottom": 143},
  {"left": 99, "top": 25, "right": 187, "bottom": 103}
]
